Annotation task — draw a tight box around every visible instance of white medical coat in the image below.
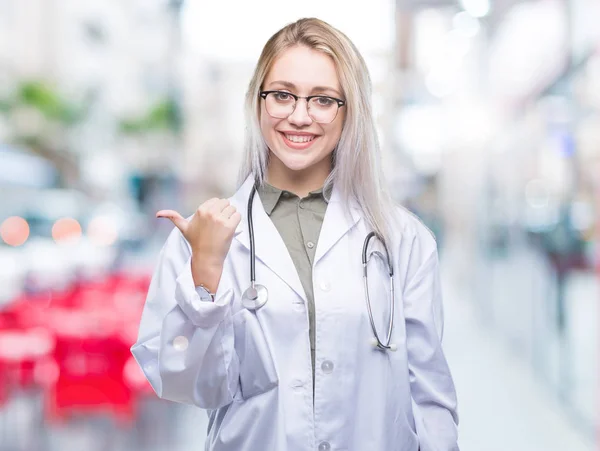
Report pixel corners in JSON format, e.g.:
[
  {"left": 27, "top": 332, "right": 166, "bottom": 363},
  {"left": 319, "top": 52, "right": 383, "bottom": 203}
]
[{"left": 131, "top": 176, "right": 459, "bottom": 451}]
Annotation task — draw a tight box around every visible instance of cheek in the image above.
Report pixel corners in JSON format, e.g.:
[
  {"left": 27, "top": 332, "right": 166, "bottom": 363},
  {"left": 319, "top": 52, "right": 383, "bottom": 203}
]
[
  {"left": 260, "top": 108, "right": 279, "bottom": 143},
  {"left": 325, "top": 122, "right": 343, "bottom": 146},
  {"left": 327, "top": 107, "right": 344, "bottom": 138}
]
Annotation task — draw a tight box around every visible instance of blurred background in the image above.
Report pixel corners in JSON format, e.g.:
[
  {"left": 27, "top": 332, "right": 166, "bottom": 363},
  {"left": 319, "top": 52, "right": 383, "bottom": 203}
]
[{"left": 0, "top": 0, "right": 598, "bottom": 450}]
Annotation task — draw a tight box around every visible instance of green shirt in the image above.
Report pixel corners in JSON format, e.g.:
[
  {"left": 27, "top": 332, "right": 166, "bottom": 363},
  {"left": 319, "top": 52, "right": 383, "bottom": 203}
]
[{"left": 257, "top": 182, "right": 329, "bottom": 383}]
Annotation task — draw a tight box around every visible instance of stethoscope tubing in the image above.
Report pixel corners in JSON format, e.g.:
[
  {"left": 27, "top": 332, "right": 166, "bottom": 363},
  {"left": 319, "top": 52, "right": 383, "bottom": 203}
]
[
  {"left": 246, "top": 184, "right": 396, "bottom": 351},
  {"left": 362, "top": 232, "right": 396, "bottom": 351},
  {"left": 248, "top": 183, "right": 258, "bottom": 287}
]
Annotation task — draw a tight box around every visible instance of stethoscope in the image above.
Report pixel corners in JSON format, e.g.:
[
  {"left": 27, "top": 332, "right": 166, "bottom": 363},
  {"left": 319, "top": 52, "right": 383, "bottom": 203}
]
[{"left": 241, "top": 184, "right": 397, "bottom": 352}]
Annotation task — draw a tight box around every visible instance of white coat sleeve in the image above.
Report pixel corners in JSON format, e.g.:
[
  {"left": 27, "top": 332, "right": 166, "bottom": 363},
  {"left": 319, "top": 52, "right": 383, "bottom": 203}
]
[
  {"left": 130, "top": 227, "right": 240, "bottom": 410},
  {"left": 403, "top": 232, "right": 459, "bottom": 451}
]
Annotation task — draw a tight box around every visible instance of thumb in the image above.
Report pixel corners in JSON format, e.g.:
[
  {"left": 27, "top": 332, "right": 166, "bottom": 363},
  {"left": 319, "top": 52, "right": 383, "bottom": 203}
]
[{"left": 156, "top": 210, "right": 188, "bottom": 233}]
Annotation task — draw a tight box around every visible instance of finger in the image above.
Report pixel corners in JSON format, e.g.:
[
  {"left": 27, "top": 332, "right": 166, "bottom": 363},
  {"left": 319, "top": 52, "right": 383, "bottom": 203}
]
[
  {"left": 220, "top": 205, "right": 237, "bottom": 219},
  {"left": 156, "top": 210, "right": 188, "bottom": 233},
  {"left": 208, "top": 199, "right": 230, "bottom": 215},
  {"left": 226, "top": 211, "right": 242, "bottom": 229},
  {"left": 199, "top": 198, "right": 219, "bottom": 212}
]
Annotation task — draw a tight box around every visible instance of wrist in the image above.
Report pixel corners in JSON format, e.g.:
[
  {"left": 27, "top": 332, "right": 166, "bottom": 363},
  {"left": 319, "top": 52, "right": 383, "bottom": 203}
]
[
  {"left": 191, "top": 248, "right": 223, "bottom": 268},
  {"left": 191, "top": 255, "right": 223, "bottom": 293}
]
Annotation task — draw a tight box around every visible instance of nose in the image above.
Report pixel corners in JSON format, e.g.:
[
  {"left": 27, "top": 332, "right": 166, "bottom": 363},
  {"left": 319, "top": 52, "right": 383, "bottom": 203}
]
[{"left": 287, "top": 98, "right": 313, "bottom": 126}]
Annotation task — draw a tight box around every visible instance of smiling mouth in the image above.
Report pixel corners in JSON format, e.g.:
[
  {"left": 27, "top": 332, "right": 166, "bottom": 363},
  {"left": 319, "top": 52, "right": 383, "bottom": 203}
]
[{"left": 281, "top": 133, "right": 317, "bottom": 143}]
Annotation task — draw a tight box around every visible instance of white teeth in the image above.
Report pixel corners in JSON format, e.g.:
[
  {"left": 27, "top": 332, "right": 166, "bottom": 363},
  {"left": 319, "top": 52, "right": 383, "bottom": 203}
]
[{"left": 284, "top": 134, "right": 315, "bottom": 143}]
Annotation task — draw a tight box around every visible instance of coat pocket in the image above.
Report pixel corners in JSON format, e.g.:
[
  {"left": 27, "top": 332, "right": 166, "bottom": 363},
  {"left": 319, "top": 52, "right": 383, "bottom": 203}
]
[{"left": 232, "top": 308, "right": 279, "bottom": 400}]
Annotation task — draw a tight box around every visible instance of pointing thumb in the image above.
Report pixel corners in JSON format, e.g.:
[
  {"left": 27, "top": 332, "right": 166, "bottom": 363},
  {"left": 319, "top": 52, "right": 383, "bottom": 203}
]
[{"left": 156, "top": 210, "right": 188, "bottom": 234}]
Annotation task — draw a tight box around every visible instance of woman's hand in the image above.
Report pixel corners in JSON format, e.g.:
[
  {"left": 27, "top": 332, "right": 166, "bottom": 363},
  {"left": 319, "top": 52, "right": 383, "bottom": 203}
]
[{"left": 157, "top": 198, "right": 241, "bottom": 270}]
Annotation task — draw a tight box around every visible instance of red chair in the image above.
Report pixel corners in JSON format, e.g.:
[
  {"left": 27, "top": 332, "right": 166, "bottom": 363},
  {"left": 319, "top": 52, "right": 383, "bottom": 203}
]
[
  {"left": 123, "top": 356, "right": 155, "bottom": 397},
  {"left": 44, "top": 309, "right": 136, "bottom": 426},
  {"left": 0, "top": 327, "right": 56, "bottom": 390},
  {"left": 0, "top": 270, "right": 153, "bottom": 427}
]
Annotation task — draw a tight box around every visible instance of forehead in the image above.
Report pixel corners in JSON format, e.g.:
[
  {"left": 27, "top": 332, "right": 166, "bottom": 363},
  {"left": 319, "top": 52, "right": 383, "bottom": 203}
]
[{"left": 264, "top": 45, "right": 340, "bottom": 92}]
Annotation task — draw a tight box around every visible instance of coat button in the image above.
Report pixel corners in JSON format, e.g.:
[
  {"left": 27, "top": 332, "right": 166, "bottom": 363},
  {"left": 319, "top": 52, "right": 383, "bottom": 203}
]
[
  {"left": 321, "top": 360, "right": 334, "bottom": 374},
  {"left": 173, "top": 336, "right": 189, "bottom": 351},
  {"left": 144, "top": 361, "right": 156, "bottom": 372},
  {"left": 306, "top": 241, "right": 315, "bottom": 249},
  {"left": 319, "top": 281, "right": 330, "bottom": 292},
  {"left": 318, "top": 441, "right": 331, "bottom": 451}
]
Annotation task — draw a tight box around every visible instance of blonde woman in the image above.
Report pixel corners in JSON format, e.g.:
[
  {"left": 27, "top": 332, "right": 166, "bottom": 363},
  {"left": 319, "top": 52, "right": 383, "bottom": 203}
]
[{"left": 132, "top": 18, "right": 459, "bottom": 451}]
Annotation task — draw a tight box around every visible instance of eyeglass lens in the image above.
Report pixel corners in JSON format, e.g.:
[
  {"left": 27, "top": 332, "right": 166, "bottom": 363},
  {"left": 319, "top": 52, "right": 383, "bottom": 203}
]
[{"left": 264, "top": 92, "right": 339, "bottom": 123}]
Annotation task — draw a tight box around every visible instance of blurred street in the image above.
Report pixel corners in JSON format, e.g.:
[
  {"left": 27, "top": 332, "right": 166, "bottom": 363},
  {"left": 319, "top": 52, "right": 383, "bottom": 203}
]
[
  {"left": 441, "top": 245, "right": 595, "bottom": 451},
  {"left": 0, "top": 235, "right": 597, "bottom": 451},
  {"left": 1, "top": 0, "right": 599, "bottom": 449}
]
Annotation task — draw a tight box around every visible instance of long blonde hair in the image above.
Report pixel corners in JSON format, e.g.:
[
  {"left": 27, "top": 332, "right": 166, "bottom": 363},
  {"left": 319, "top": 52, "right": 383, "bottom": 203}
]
[{"left": 238, "top": 17, "right": 395, "bottom": 245}]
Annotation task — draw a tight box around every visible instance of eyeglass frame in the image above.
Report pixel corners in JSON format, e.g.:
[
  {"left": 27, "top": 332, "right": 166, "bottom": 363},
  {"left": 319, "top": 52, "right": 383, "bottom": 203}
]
[{"left": 259, "top": 90, "right": 346, "bottom": 124}]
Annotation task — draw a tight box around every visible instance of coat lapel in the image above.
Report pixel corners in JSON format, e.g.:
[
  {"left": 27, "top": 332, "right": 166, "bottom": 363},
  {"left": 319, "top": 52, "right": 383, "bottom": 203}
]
[
  {"left": 313, "top": 184, "right": 362, "bottom": 266},
  {"left": 231, "top": 176, "right": 307, "bottom": 303}
]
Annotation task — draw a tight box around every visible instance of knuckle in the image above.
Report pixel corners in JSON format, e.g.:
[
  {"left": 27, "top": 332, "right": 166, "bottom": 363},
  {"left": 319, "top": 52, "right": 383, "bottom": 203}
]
[{"left": 201, "top": 198, "right": 218, "bottom": 208}]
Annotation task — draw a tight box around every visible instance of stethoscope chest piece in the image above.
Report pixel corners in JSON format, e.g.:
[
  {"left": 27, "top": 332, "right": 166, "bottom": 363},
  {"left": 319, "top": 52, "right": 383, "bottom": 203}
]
[
  {"left": 242, "top": 184, "right": 396, "bottom": 351},
  {"left": 242, "top": 284, "right": 268, "bottom": 310}
]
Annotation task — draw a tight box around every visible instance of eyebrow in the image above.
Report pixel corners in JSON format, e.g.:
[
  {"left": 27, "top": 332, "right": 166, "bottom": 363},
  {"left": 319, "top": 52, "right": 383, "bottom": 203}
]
[{"left": 266, "top": 80, "right": 343, "bottom": 98}]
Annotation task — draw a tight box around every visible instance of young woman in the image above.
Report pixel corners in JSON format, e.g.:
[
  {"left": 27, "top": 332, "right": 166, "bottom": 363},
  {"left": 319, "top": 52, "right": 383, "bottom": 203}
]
[{"left": 132, "top": 18, "right": 459, "bottom": 451}]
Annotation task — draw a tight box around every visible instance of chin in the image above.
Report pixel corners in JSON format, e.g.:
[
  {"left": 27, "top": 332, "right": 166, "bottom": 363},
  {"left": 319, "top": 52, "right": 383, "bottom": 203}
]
[{"left": 276, "top": 153, "right": 316, "bottom": 172}]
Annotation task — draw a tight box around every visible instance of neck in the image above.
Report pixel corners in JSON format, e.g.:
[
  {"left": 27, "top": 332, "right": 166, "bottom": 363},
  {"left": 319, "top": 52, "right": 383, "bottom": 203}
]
[{"left": 266, "top": 153, "right": 331, "bottom": 198}]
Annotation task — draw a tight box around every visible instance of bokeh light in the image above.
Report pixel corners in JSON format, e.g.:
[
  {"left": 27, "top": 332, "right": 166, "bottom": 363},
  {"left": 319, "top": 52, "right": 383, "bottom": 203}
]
[
  {"left": 51, "top": 218, "right": 82, "bottom": 243},
  {"left": 0, "top": 2, "right": 597, "bottom": 450},
  {"left": 87, "top": 215, "right": 119, "bottom": 246},
  {"left": 0, "top": 216, "right": 30, "bottom": 246}
]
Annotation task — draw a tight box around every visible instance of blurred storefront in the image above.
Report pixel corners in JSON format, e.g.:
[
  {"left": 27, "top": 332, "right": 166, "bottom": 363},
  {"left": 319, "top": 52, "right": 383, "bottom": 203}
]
[
  {"left": 0, "top": 0, "right": 598, "bottom": 449},
  {"left": 393, "top": 0, "right": 599, "bottom": 439},
  {"left": 480, "top": 0, "right": 599, "bottom": 435}
]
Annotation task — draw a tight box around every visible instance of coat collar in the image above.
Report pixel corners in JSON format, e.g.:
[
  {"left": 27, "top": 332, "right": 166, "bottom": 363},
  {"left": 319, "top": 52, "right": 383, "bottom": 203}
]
[{"left": 231, "top": 175, "right": 362, "bottom": 302}]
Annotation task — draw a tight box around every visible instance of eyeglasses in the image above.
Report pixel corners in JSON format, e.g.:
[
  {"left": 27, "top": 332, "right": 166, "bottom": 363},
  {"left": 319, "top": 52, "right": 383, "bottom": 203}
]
[{"left": 260, "top": 90, "right": 346, "bottom": 124}]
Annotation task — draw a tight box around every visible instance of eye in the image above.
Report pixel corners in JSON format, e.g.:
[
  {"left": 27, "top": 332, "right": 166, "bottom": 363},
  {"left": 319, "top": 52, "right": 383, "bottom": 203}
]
[
  {"left": 274, "top": 91, "right": 293, "bottom": 102},
  {"left": 314, "top": 96, "right": 335, "bottom": 107}
]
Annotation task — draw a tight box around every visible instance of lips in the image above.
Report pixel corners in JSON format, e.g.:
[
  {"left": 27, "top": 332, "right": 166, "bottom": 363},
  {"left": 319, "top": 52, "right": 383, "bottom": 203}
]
[
  {"left": 283, "top": 133, "right": 316, "bottom": 143},
  {"left": 279, "top": 132, "right": 319, "bottom": 150},
  {"left": 278, "top": 131, "right": 320, "bottom": 150}
]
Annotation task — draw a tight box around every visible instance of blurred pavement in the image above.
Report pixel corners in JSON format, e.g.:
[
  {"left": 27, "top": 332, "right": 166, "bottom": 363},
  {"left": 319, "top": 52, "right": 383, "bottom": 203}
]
[{"left": 441, "top": 248, "right": 595, "bottom": 451}]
